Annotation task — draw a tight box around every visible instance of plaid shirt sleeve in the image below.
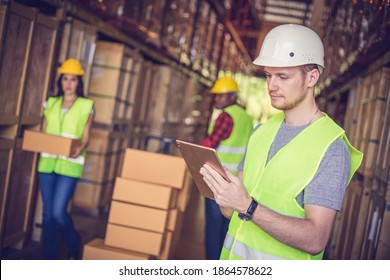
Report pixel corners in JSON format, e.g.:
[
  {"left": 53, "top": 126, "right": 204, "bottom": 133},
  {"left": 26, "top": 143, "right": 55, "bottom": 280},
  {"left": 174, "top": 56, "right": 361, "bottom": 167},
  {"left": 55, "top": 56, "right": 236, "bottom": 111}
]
[{"left": 201, "top": 112, "right": 234, "bottom": 149}]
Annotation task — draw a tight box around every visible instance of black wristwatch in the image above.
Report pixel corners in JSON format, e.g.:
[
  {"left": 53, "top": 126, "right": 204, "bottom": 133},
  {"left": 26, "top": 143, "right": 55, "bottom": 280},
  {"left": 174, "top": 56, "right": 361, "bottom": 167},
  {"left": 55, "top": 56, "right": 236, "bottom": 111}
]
[{"left": 238, "top": 197, "right": 258, "bottom": 221}]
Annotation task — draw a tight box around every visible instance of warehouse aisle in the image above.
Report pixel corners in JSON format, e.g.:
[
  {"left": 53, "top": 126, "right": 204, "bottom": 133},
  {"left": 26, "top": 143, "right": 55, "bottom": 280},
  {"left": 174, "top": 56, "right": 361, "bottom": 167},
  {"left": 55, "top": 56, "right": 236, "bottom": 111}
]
[
  {"left": 171, "top": 187, "right": 206, "bottom": 260},
  {"left": 1, "top": 185, "right": 206, "bottom": 260}
]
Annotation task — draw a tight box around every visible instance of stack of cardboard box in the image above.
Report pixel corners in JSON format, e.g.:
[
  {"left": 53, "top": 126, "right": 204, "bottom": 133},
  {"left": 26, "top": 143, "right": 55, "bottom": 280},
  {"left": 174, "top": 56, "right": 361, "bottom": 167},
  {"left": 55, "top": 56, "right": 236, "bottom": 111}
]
[
  {"left": 82, "top": 148, "right": 192, "bottom": 260},
  {"left": 74, "top": 129, "right": 127, "bottom": 215},
  {"left": 73, "top": 40, "right": 143, "bottom": 214},
  {"left": 88, "top": 41, "right": 141, "bottom": 126}
]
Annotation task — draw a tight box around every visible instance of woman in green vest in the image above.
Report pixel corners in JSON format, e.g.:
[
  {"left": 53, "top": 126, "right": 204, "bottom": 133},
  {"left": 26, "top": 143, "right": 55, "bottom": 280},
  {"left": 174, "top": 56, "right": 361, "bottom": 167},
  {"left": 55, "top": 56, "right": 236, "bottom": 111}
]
[
  {"left": 37, "top": 58, "right": 94, "bottom": 260},
  {"left": 200, "top": 24, "right": 363, "bottom": 260}
]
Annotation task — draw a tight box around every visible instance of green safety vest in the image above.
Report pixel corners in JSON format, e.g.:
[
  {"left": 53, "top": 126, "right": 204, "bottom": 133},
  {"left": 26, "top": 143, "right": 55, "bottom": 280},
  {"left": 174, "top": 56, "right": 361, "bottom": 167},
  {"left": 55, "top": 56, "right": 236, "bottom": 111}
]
[
  {"left": 208, "top": 104, "right": 253, "bottom": 175},
  {"left": 220, "top": 112, "right": 363, "bottom": 260},
  {"left": 37, "top": 96, "right": 94, "bottom": 178}
]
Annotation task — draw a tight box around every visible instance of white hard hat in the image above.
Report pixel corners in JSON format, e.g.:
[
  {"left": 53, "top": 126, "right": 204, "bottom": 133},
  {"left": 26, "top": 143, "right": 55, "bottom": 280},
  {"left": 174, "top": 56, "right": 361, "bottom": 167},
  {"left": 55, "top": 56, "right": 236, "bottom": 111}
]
[{"left": 253, "top": 24, "right": 325, "bottom": 73}]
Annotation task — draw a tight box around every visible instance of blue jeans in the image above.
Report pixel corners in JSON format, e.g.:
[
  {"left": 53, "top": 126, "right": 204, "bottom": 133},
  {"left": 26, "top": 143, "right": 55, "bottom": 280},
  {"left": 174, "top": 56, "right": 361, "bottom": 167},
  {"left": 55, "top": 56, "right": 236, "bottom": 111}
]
[
  {"left": 39, "top": 172, "right": 80, "bottom": 260},
  {"left": 205, "top": 198, "right": 230, "bottom": 260}
]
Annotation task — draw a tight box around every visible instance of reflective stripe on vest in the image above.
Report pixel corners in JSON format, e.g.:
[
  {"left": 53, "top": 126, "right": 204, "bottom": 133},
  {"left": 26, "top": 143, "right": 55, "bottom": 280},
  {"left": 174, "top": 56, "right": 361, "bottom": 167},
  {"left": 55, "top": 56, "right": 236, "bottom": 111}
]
[
  {"left": 222, "top": 113, "right": 363, "bottom": 260},
  {"left": 216, "top": 145, "right": 247, "bottom": 154},
  {"left": 223, "top": 234, "right": 286, "bottom": 260},
  {"left": 40, "top": 153, "right": 85, "bottom": 165},
  {"left": 58, "top": 155, "right": 85, "bottom": 165},
  {"left": 221, "top": 162, "right": 239, "bottom": 171},
  {"left": 40, "top": 152, "right": 58, "bottom": 159},
  {"left": 62, "top": 132, "right": 77, "bottom": 138},
  {"left": 216, "top": 143, "right": 247, "bottom": 171}
]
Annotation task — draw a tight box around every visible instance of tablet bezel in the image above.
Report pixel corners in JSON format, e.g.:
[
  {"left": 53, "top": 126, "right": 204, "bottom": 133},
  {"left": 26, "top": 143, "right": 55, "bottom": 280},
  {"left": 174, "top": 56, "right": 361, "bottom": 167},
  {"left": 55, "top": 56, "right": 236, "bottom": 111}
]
[{"left": 175, "top": 139, "right": 230, "bottom": 200}]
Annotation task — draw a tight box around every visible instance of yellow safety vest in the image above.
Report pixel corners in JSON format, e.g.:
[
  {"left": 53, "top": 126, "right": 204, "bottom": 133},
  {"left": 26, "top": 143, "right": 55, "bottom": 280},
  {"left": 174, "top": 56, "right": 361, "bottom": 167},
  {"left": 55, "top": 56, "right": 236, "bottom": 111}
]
[
  {"left": 208, "top": 104, "right": 253, "bottom": 175},
  {"left": 221, "top": 112, "right": 363, "bottom": 259},
  {"left": 37, "top": 96, "right": 94, "bottom": 178}
]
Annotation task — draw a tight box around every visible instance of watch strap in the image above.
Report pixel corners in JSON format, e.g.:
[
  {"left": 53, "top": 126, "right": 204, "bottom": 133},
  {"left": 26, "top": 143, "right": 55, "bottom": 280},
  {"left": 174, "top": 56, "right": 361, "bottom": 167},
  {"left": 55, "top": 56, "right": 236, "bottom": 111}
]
[{"left": 238, "top": 197, "right": 258, "bottom": 221}]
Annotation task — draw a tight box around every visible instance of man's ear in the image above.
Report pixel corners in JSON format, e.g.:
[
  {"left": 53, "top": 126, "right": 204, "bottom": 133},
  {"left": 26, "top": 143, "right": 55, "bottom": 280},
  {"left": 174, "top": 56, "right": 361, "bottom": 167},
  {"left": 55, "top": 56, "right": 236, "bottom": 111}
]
[
  {"left": 307, "top": 69, "right": 320, "bottom": 87},
  {"left": 230, "top": 92, "right": 238, "bottom": 102}
]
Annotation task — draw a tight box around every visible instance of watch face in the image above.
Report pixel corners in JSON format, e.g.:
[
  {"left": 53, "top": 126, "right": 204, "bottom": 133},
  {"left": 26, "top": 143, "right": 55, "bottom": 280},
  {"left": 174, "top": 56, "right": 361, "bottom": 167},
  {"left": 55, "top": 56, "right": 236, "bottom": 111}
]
[{"left": 238, "top": 212, "right": 252, "bottom": 221}]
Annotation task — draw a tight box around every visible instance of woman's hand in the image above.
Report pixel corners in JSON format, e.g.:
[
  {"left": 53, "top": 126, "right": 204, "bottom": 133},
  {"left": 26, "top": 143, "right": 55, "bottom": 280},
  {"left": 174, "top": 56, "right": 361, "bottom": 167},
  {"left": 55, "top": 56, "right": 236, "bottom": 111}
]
[
  {"left": 200, "top": 164, "right": 251, "bottom": 213},
  {"left": 70, "top": 145, "right": 83, "bottom": 158},
  {"left": 71, "top": 110, "right": 93, "bottom": 159}
]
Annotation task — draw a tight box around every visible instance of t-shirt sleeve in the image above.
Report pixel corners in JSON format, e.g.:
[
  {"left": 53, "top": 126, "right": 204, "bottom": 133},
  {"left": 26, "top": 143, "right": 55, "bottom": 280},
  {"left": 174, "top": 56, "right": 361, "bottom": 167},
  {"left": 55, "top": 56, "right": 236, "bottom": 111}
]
[{"left": 304, "top": 138, "right": 351, "bottom": 211}]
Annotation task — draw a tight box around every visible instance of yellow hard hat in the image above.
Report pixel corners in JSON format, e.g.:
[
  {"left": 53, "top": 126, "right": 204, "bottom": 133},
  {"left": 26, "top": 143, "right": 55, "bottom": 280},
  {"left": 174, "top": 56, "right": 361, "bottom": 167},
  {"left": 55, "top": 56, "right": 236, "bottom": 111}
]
[
  {"left": 58, "top": 58, "right": 84, "bottom": 76},
  {"left": 210, "top": 77, "right": 239, "bottom": 94}
]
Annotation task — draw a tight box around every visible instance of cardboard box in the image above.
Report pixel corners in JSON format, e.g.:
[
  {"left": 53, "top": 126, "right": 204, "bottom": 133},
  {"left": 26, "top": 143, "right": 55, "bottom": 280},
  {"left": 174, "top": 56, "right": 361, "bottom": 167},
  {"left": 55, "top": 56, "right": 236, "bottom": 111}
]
[
  {"left": 81, "top": 129, "right": 127, "bottom": 182},
  {"left": 90, "top": 41, "right": 134, "bottom": 100},
  {"left": 22, "top": 130, "right": 81, "bottom": 157},
  {"left": 166, "top": 209, "right": 179, "bottom": 232},
  {"left": 120, "top": 148, "right": 187, "bottom": 189},
  {"left": 82, "top": 238, "right": 150, "bottom": 260},
  {"left": 177, "top": 170, "right": 193, "bottom": 212},
  {"left": 90, "top": 95, "right": 127, "bottom": 124},
  {"left": 82, "top": 152, "right": 112, "bottom": 183},
  {"left": 87, "top": 128, "right": 127, "bottom": 154},
  {"left": 156, "top": 231, "right": 174, "bottom": 260},
  {"left": 112, "top": 177, "right": 177, "bottom": 209},
  {"left": 105, "top": 223, "right": 165, "bottom": 256},
  {"left": 109, "top": 201, "right": 168, "bottom": 233}
]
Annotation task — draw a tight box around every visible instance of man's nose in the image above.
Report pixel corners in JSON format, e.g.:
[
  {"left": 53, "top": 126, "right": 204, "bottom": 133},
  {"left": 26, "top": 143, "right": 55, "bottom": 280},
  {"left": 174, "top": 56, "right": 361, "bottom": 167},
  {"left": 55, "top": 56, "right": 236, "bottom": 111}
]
[{"left": 267, "top": 77, "right": 278, "bottom": 91}]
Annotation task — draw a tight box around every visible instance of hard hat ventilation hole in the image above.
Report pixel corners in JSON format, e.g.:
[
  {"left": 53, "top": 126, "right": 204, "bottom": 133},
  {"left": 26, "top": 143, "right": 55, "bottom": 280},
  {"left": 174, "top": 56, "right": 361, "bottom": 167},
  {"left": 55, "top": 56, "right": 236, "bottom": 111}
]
[
  {"left": 303, "top": 54, "right": 314, "bottom": 61},
  {"left": 289, "top": 52, "right": 294, "bottom": 57}
]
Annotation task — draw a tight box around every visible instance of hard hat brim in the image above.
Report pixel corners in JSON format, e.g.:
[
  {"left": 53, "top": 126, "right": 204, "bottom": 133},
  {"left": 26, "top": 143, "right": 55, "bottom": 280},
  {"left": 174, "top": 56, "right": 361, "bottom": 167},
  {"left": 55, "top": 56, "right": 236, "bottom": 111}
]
[
  {"left": 253, "top": 56, "right": 324, "bottom": 74},
  {"left": 253, "top": 56, "right": 324, "bottom": 68}
]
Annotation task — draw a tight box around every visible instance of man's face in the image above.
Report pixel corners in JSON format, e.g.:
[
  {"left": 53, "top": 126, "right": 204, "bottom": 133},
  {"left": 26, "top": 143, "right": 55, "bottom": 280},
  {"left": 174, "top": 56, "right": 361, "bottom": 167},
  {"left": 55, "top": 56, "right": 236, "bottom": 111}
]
[
  {"left": 264, "top": 66, "right": 308, "bottom": 111},
  {"left": 213, "top": 93, "right": 235, "bottom": 109}
]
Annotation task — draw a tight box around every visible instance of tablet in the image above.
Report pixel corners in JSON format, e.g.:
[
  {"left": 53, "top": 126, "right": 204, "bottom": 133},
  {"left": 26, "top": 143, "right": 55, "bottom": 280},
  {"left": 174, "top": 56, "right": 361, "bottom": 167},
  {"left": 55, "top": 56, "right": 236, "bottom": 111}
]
[{"left": 175, "top": 139, "right": 230, "bottom": 200}]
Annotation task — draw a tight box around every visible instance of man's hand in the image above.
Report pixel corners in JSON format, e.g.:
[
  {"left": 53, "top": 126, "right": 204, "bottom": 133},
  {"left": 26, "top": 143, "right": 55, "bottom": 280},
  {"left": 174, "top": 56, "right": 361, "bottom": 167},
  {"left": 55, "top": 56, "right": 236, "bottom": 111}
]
[{"left": 200, "top": 164, "right": 251, "bottom": 213}]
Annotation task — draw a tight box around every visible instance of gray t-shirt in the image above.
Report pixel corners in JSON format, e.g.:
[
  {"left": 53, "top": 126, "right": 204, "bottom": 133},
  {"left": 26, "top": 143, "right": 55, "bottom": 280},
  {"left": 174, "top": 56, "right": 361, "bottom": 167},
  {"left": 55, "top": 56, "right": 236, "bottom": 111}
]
[{"left": 238, "top": 122, "right": 351, "bottom": 211}]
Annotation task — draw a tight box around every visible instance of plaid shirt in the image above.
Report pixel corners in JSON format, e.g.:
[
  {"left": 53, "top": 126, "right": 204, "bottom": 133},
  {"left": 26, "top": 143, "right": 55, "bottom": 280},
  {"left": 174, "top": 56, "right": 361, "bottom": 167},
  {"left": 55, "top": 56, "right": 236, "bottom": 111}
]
[{"left": 201, "top": 112, "right": 234, "bottom": 149}]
